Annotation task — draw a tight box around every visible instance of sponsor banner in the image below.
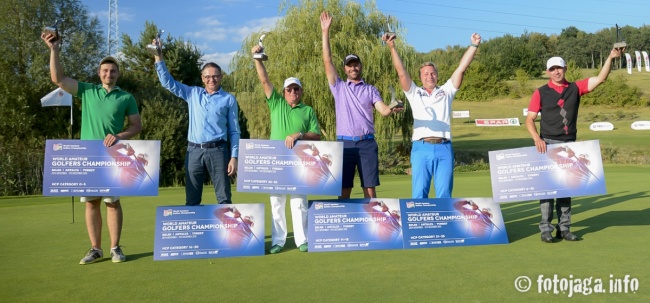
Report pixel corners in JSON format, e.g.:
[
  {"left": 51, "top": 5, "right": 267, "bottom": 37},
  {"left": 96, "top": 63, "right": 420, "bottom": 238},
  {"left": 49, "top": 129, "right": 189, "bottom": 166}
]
[
  {"left": 626, "top": 53, "right": 632, "bottom": 74},
  {"left": 631, "top": 121, "right": 650, "bottom": 130},
  {"left": 154, "top": 204, "right": 265, "bottom": 260},
  {"left": 308, "top": 198, "right": 509, "bottom": 252},
  {"left": 452, "top": 110, "right": 470, "bottom": 118},
  {"left": 475, "top": 118, "right": 520, "bottom": 126},
  {"left": 488, "top": 140, "right": 606, "bottom": 203},
  {"left": 308, "top": 199, "right": 404, "bottom": 252},
  {"left": 237, "top": 139, "right": 343, "bottom": 196},
  {"left": 642, "top": 51, "right": 649, "bottom": 72},
  {"left": 43, "top": 140, "right": 160, "bottom": 196},
  {"left": 635, "top": 51, "right": 642, "bottom": 72},
  {"left": 589, "top": 122, "right": 614, "bottom": 131},
  {"left": 523, "top": 108, "right": 540, "bottom": 117},
  {"left": 401, "top": 198, "right": 508, "bottom": 249}
]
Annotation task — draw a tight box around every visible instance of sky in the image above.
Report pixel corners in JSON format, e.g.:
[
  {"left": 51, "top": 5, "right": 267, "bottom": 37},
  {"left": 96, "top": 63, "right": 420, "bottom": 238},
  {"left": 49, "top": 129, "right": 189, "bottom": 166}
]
[{"left": 85, "top": 0, "right": 649, "bottom": 73}]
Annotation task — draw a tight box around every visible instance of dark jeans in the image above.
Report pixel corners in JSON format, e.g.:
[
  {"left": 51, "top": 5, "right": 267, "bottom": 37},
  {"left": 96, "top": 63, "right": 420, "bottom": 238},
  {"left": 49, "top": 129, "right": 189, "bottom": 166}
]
[{"left": 185, "top": 142, "right": 231, "bottom": 205}]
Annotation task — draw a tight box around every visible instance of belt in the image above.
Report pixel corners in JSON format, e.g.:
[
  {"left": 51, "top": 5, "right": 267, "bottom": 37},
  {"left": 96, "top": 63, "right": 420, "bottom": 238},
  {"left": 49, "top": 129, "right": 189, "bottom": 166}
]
[
  {"left": 188, "top": 141, "right": 225, "bottom": 149},
  {"left": 420, "top": 137, "right": 449, "bottom": 144},
  {"left": 337, "top": 134, "right": 375, "bottom": 141}
]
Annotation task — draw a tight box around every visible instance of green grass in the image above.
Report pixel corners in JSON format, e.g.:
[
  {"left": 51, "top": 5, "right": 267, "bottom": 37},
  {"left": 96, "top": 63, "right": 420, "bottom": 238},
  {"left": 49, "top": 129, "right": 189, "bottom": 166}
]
[
  {"left": 450, "top": 98, "right": 650, "bottom": 164},
  {"left": 1, "top": 166, "right": 648, "bottom": 303}
]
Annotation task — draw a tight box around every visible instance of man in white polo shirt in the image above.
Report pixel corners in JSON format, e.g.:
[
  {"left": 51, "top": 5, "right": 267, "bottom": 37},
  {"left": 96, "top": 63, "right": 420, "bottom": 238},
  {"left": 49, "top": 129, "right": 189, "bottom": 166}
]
[{"left": 383, "top": 32, "right": 481, "bottom": 199}]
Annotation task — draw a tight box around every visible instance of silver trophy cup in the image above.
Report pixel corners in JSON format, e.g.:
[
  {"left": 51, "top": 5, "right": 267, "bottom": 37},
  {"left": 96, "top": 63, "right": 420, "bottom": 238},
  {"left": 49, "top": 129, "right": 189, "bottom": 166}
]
[
  {"left": 385, "top": 16, "right": 396, "bottom": 40},
  {"left": 253, "top": 34, "right": 268, "bottom": 61},
  {"left": 147, "top": 30, "right": 165, "bottom": 56},
  {"left": 388, "top": 86, "right": 404, "bottom": 109},
  {"left": 613, "top": 24, "right": 627, "bottom": 49},
  {"left": 42, "top": 20, "right": 61, "bottom": 42}
]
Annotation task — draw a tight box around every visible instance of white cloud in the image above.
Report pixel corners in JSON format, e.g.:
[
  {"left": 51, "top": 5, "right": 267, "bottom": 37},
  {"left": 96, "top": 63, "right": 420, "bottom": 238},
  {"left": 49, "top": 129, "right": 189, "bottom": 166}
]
[
  {"left": 197, "top": 17, "right": 223, "bottom": 27},
  {"left": 201, "top": 51, "right": 238, "bottom": 73},
  {"left": 231, "top": 17, "right": 280, "bottom": 42},
  {"left": 185, "top": 16, "right": 281, "bottom": 44},
  {"left": 89, "top": 9, "right": 135, "bottom": 24}
]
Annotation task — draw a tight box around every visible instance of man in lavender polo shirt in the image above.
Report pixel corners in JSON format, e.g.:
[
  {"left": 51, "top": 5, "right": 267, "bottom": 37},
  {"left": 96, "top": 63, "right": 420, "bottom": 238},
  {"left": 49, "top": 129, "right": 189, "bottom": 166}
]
[{"left": 320, "top": 11, "right": 401, "bottom": 199}]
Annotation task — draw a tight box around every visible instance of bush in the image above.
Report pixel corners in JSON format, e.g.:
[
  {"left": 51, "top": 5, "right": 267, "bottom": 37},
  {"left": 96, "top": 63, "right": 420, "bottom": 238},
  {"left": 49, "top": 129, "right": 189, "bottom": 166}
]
[{"left": 0, "top": 137, "right": 45, "bottom": 196}]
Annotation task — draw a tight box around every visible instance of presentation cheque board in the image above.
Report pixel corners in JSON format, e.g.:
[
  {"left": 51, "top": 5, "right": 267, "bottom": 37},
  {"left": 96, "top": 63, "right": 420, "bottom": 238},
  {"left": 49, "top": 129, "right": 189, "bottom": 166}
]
[
  {"left": 401, "top": 198, "right": 508, "bottom": 249},
  {"left": 237, "top": 139, "right": 343, "bottom": 196},
  {"left": 308, "top": 198, "right": 508, "bottom": 252},
  {"left": 309, "top": 199, "right": 404, "bottom": 252},
  {"left": 154, "top": 204, "right": 265, "bottom": 260},
  {"left": 43, "top": 140, "right": 160, "bottom": 196},
  {"left": 488, "top": 140, "right": 606, "bottom": 203}
]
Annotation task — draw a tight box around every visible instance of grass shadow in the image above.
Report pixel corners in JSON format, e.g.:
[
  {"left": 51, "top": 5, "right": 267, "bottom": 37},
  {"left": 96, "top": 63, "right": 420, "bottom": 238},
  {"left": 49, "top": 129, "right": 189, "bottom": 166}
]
[{"left": 501, "top": 190, "right": 649, "bottom": 242}]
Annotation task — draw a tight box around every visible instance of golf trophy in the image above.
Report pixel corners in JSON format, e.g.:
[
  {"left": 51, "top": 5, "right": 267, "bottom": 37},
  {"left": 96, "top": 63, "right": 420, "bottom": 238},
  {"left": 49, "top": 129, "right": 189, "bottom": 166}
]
[
  {"left": 253, "top": 34, "right": 268, "bottom": 61},
  {"left": 385, "top": 16, "right": 396, "bottom": 40},
  {"left": 42, "top": 19, "right": 61, "bottom": 42},
  {"left": 613, "top": 24, "right": 627, "bottom": 50},
  {"left": 146, "top": 30, "right": 165, "bottom": 56},
  {"left": 388, "top": 85, "right": 404, "bottom": 110}
]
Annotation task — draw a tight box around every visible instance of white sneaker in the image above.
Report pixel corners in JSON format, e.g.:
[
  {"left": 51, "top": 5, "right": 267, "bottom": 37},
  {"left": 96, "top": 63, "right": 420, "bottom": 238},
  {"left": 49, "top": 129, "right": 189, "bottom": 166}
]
[
  {"left": 110, "top": 245, "right": 126, "bottom": 263},
  {"left": 79, "top": 248, "right": 103, "bottom": 265}
]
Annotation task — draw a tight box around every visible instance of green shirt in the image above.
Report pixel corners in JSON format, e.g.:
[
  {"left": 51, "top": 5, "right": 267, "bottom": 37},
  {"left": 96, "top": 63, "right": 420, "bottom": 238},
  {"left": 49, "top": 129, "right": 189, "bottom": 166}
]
[
  {"left": 267, "top": 90, "right": 320, "bottom": 140},
  {"left": 76, "top": 82, "right": 139, "bottom": 140}
]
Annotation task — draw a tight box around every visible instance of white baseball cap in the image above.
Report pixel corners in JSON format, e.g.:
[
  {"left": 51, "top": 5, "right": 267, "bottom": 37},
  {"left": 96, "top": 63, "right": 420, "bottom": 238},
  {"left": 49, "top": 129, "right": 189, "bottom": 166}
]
[
  {"left": 546, "top": 57, "right": 566, "bottom": 70},
  {"left": 283, "top": 77, "right": 302, "bottom": 89}
]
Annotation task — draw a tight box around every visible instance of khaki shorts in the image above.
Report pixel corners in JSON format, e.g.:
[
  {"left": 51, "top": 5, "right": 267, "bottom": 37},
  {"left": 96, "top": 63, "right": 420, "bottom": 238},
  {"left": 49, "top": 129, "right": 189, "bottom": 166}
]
[{"left": 79, "top": 196, "right": 120, "bottom": 203}]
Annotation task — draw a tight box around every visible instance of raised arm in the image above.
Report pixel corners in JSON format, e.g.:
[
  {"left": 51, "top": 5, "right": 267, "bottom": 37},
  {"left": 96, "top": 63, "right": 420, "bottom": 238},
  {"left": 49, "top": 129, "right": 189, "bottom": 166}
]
[
  {"left": 450, "top": 33, "right": 481, "bottom": 89},
  {"left": 252, "top": 45, "right": 274, "bottom": 99},
  {"left": 41, "top": 33, "right": 78, "bottom": 95},
  {"left": 320, "top": 11, "right": 338, "bottom": 85},
  {"left": 153, "top": 39, "right": 193, "bottom": 101},
  {"left": 382, "top": 33, "right": 412, "bottom": 92},
  {"left": 587, "top": 48, "right": 622, "bottom": 91}
]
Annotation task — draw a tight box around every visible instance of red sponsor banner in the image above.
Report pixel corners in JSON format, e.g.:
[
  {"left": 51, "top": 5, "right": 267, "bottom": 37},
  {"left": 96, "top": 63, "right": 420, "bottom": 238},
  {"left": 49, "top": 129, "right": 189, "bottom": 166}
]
[{"left": 475, "top": 118, "right": 520, "bottom": 126}]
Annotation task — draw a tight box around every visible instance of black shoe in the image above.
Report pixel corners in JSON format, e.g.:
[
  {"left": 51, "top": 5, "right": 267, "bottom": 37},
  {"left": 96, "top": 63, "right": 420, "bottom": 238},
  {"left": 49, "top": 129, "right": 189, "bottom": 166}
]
[
  {"left": 541, "top": 231, "right": 553, "bottom": 243},
  {"left": 559, "top": 231, "right": 578, "bottom": 241}
]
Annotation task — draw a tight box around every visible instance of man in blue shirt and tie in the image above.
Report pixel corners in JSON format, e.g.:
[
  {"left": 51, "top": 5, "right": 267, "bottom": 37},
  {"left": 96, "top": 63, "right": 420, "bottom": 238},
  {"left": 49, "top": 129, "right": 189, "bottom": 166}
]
[{"left": 153, "top": 39, "right": 240, "bottom": 205}]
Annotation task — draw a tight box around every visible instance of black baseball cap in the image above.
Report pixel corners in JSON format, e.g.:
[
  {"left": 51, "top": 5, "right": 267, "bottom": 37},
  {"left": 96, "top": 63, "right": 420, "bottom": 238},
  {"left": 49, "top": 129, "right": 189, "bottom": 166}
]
[{"left": 344, "top": 54, "right": 361, "bottom": 65}]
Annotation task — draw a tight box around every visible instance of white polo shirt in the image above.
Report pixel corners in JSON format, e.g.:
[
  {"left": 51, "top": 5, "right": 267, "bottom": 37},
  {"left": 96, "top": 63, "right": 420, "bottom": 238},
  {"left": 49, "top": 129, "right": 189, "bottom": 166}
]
[{"left": 404, "top": 79, "right": 458, "bottom": 141}]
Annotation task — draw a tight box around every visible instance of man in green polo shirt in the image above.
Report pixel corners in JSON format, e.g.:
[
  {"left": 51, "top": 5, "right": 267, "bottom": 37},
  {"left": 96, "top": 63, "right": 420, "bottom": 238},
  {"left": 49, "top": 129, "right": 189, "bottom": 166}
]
[
  {"left": 252, "top": 44, "right": 321, "bottom": 254},
  {"left": 42, "top": 33, "right": 142, "bottom": 264}
]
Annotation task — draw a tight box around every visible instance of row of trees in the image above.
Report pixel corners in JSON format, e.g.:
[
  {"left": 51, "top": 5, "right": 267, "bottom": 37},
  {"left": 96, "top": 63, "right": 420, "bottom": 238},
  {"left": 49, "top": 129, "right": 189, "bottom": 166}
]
[{"left": 1, "top": 0, "right": 648, "bottom": 195}]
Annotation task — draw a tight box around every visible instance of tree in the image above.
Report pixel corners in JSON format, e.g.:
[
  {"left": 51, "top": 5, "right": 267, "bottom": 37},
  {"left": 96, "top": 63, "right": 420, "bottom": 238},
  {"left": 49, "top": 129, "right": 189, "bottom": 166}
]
[
  {"left": 230, "top": 0, "right": 417, "bottom": 155},
  {"left": 478, "top": 34, "right": 539, "bottom": 80},
  {"left": 0, "top": 0, "right": 103, "bottom": 195},
  {"left": 0, "top": 0, "right": 103, "bottom": 141}
]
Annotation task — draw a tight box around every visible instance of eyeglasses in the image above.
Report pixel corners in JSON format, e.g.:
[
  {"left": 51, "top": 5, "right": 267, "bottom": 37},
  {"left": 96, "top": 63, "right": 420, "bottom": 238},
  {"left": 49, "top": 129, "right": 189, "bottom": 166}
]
[
  {"left": 548, "top": 66, "right": 563, "bottom": 72},
  {"left": 285, "top": 87, "right": 301, "bottom": 92},
  {"left": 202, "top": 74, "right": 222, "bottom": 80}
]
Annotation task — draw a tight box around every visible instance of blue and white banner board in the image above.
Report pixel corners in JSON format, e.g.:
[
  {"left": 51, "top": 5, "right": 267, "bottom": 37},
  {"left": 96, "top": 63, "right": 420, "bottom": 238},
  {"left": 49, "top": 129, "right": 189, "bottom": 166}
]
[
  {"left": 308, "top": 199, "right": 404, "bottom": 252},
  {"left": 154, "top": 204, "right": 265, "bottom": 260},
  {"left": 308, "top": 198, "right": 509, "bottom": 252},
  {"left": 237, "top": 139, "right": 343, "bottom": 196},
  {"left": 401, "top": 198, "right": 508, "bottom": 249},
  {"left": 489, "top": 140, "right": 606, "bottom": 203},
  {"left": 43, "top": 140, "right": 160, "bottom": 196}
]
